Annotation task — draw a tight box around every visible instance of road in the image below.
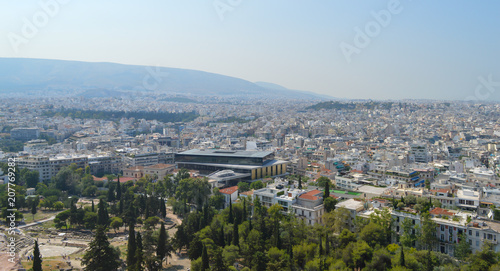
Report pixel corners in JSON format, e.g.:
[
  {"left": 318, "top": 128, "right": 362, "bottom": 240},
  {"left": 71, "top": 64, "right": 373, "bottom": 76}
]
[{"left": 18, "top": 215, "right": 57, "bottom": 229}]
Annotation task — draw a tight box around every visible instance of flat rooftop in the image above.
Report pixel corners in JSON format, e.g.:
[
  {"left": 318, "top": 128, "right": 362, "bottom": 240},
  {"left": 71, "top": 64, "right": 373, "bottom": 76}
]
[{"left": 178, "top": 149, "right": 273, "bottom": 158}]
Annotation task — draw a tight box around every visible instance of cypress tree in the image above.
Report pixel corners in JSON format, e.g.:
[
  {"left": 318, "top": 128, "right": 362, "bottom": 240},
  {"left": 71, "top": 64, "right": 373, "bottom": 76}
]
[
  {"left": 319, "top": 235, "right": 323, "bottom": 256},
  {"left": 31, "top": 200, "right": 37, "bottom": 221},
  {"left": 127, "top": 224, "right": 137, "bottom": 269},
  {"left": 135, "top": 232, "right": 144, "bottom": 271},
  {"left": 91, "top": 200, "right": 95, "bottom": 213},
  {"left": 232, "top": 219, "right": 239, "bottom": 247},
  {"left": 218, "top": 226, "right": 225, "bottom": 247},
  {"left": 201, "top": 245, "right": 209, "bottom": 271},
  {"left": 157, "top": 222, "right": 167, "bottom": 266},
  {"left": 116, "top": 177, "right": 122, "bottom": 200},
  {"left": 324, "top": 180, "right": 330, "bottom": 199},
  {"left": 97, "top": 199, "right": 109, "bottom": 226},
  {"left": 119, "top": 197, "right": 124, "bottom": 215},
  {"left": 298, "top": 176, "right": 302, "bottom": 189},
  {"left": 325, "top": 232, "right": 330, "bottom": 255},
  {"left": 400, "top": 246, "right": 405, "bottom": 267},
  {"left": 32, "top": 240, "right": 42, "bottom": 271},
  {"left": 228, "top": 201, "right": 234, "bottom": 224},
  {"left": 107, "top": 183, "right": 115, "bottom": 202},
  {"left": 242, "top": 198, "right": 247, "bottom": 221},
  {"left": 145, "top": 202, "right": 150, "bottom": 219},
  {"left": 160, "top": 198, "right": 166, "bottom": 218}
]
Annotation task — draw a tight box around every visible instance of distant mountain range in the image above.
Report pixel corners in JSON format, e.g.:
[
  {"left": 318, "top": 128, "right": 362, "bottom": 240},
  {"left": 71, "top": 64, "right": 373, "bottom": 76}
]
[{"left": 0, "top": 58, "right": 334, "bottom": 100}]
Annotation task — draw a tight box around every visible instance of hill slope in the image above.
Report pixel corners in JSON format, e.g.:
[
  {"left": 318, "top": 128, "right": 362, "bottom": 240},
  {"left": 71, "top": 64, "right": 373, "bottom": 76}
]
[{"left": 0, "top": 58, "right": 329, "bottom": 99}]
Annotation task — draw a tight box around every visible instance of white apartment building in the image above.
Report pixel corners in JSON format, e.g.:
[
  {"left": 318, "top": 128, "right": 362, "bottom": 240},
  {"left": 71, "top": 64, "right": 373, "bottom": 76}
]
[{"left": 291, "top": 189, "right": 326, "bottom": 225}]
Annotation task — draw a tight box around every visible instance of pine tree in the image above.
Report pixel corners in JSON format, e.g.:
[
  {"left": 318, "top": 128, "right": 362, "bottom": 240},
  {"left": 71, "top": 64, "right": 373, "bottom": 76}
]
[
  {"left": 135, "top": 232, "right": 144, "bottom": 271},
  {"left": 32, "top": 240, "right": 42, "bottom": 271},
  {"left": 157, "top": 222, "right": 169, "bottom": 266},
  {"left": 127, "top": 224, "right": 137, "bottom": 269},
  {"left": 201, "top": 245, "right": 209, "bottom": 271},
  {"left": 82, "top": 226, "right": 120, "bottom": 271}
]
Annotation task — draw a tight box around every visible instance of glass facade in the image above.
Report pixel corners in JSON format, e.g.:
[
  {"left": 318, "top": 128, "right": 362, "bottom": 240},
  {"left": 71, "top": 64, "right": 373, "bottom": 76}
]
[{"left": 176, "top": 153, "right": 273, "bottom": 166}]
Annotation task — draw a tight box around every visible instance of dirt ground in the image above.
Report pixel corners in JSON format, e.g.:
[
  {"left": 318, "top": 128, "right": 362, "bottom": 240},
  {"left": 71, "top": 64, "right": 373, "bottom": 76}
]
[{"left": 164, "top": 209, "right": 191, "bottom": 271}]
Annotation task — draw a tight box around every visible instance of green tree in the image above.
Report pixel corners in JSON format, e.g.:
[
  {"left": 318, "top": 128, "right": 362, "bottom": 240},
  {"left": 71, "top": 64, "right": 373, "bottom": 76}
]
[
  {"left": 232, "top": 219, "right": 239, "bottom": 247},
  {"left": 31, "top": 199, "right": 37, "bottom": 221},
  {"left": 211, "top": 247, "right": 227, "bottom": 271},
  {"left": 266, "top": 247, "right": 289, "bottom": 270},
  {"left": 33, "top": 240, "right": 42, "bottom": 271},
  {"left": 250, "top": 180, "right": 265, "bottom": 190},
  {"left": 359, "top": 222, "right": 386, "bottom": 248},
  {"left": 82, "top": 226, "right": 120, "bottom": 271},
  {"left": 323, "top": 207, "right": 350, "bottom": 234},
  {"left": 455, "top": 232, "right": 472, "bottom": 261},
  {"left": 237, "top": 182, "right": 250, "bottom": 192},
  {"left": 97, "top": 199, "right": 109, "bottom": 226},
  {"left": 324, "top": 179, "right": 330, "bottom": 198},
  {"left": 135, "top": 232, "right": 144, "bottom": 271},
  {"left": 202, "top": 245, "right": 209, "bottom": 271},
  {"left": 157, "top": 222, "right": 172, "bottom": 267},
  {"left": 127, "top": 224, "right": 137, "bottom": 269},
  {"left": 315, "top": 176, "right": 331, "bottom": 188},
  {"left": 420, "top": 212, "right": 437, "bottom": 250},
  {"left": 323, "top": 197, "right": 337, "bottom": 213},
  {"left": 400, "top": 246, "right": 405, "bottom": 267},
  {"left": 400, "top": 218, "right": 416, "bottom": 247},
  {"left": 110, "top": 217, "right": 123, "bottom": 233}
]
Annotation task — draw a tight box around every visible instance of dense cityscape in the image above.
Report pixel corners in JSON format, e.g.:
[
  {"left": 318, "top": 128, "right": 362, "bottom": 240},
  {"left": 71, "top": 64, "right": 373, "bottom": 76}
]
[
  {"left": 1, "top": 94, "right": 500, "bottom": 270},
  {"left": 2, "top": 1, "right": 500, "bottom": 270}
]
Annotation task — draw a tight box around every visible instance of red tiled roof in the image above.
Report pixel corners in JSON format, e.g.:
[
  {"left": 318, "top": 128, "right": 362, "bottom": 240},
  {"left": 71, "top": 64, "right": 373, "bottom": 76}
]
[
  {"left": 299, "top": 189, "right": 322, "bottom": 201},
  {"left": 220, "top": 186, "right": 238, "bottom": 195},
  {"left": 118, "top": 177, "right": 137, "bottom": 183},
  {"left": 430, "top": 207, "right": 454, "bottom": 217}
]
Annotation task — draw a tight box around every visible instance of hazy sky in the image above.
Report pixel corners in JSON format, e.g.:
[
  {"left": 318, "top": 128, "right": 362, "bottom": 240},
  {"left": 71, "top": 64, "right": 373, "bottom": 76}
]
[{"left": 1, "top": 0, "right": 499, "bottom": 100}]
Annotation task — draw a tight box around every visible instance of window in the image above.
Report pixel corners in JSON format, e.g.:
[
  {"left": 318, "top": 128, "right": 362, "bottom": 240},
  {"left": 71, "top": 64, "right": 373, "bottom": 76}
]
[
  {"left": 476, "top": 240, "right": 480, "bottom": 247},
  {"left": 441, "top": 225, "right": 445, "bottom": 231},
  {"left": 476, "top": 231, "right": 479, "bottom": 237},
  {"left": 469, "top": 230, "right": 472, "bottom": 236}
]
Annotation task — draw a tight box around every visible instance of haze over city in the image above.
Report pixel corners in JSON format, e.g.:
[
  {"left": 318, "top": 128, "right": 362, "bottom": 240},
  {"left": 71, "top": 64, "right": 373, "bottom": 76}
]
[
  {"left": 1, "top": 0, "right": 499, "bottom": 100},
  {"left": 3, "top": 1, "right": 500, "bottom": 271}
]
